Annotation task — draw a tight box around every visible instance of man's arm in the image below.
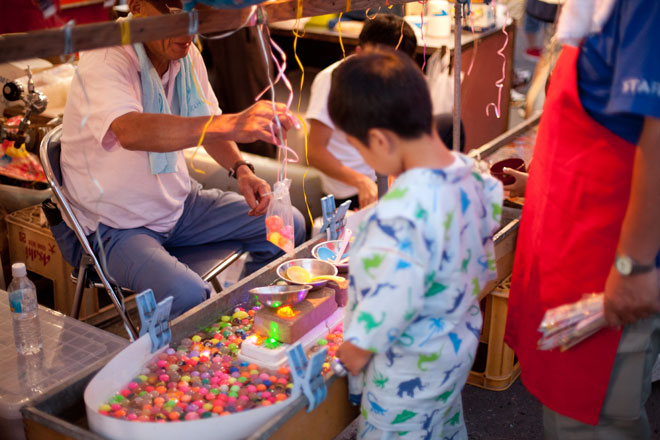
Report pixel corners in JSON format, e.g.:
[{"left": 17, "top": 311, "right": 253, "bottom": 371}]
[
  {"left": 203, "top": 139, "right": 271, "bottom": 216},
  {"left": 110, "top": 100, "right": 296, "bottom": 152},
  {"left": 308, "top": 119, "right": 377, "bottom": 208},
  {"left": 604, "top": 116, "right": 660, "bottom": 325}
]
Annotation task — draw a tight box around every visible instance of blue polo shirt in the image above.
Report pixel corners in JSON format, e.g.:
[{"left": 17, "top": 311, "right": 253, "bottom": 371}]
[{"left": 576, "top": 0, "right": 660, "bottom": 145}]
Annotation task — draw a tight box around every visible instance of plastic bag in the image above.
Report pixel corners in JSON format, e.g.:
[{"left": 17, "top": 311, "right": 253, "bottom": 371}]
[
  {"left": 426, "top": 49, "right": 455, "bottom": 115},
  {"left": 265, "top": 179, "right": 295, "bottom": 255}
]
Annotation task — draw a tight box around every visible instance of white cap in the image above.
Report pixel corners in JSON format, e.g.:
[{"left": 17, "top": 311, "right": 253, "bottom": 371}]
[{"left": 11, "top": 262, "right": 27, "bottom": 278}]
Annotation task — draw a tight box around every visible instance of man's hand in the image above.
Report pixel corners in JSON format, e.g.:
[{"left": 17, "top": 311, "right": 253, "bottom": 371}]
[
  {"left": 603, "top": 265, "right": 660, "bottom": 326},
  {"left": 237, "top": 167, "right": 271, "bottom": 216},
  {"left": 226, "top": 101, "right": 299, "bottom": 145},
  {"left": 502, "top": 167, "right": 528, "bottom": 197},
  {"left": 336, "top": 341, "right": 373, "bottom": 376},
  {"left": 356, "top": 175, "right": 378, "bottom": 209}
]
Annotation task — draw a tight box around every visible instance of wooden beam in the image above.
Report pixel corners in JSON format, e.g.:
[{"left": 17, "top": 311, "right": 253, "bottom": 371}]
[{"left": 0, "top": 0, "right": 411, "bottom": 63}]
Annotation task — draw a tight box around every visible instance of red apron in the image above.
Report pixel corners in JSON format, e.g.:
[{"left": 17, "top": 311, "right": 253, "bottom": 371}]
[{"left": 505, "top": 46, "right": 636, "bottom": 425}]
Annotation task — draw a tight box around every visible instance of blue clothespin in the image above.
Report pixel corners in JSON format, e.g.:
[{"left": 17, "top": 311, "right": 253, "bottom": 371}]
[
  {"left": 286, "top": 342, "right": 329, "bottom": 412},
  {"left": 136, "top": 289, "right": 173, "bottom": 352},
  {"left": 320, "top": 195, "right": 351, "bottom": 241}
]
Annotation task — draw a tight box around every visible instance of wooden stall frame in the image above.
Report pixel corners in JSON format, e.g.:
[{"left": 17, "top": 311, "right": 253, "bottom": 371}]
[{"left": 0, "top": 0, "right": 419, "bottom": 64}]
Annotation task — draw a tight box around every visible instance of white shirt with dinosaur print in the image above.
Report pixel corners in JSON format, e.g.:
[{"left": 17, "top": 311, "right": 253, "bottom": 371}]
[{"left": 344, "top": 153, "right": 503, "bottom": 438}]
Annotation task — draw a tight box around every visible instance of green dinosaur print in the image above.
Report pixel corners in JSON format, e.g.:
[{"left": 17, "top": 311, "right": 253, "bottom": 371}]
[
  {"left": 384, "top": 187, "right": 409, "bottom": 200},
  {"left": 435, "top": 384, "right": 456, "bottom": 403},
  {"left": 444, "top": 211, "right": 454, "bottom": 237},
  {"left": 425, "top": 272, "right": 436, "bottom": 287},
  {"left": 461, "top": 249, "right": 472, "bottom": 273},
  {"left": 404, "top": 289, "right": 416, "bottom": 321},
  {"left": 397, "top": 432, "right": 409, "bottom": 437},
  {"left": 415, "top": 204, "right": 428, "bottom": 220},
  {"left": 361, "top": 406, "right": 368, "bottom": 420},
  {"left": 418, "top": 353, "right": 440, "bottom": 372},
  {"left": 492, "top": 202, "right": 502, "bottom": 222},
  {"left": 363, "top": 253, "right": 385, "bottom": 278},
  {"left": 368, "top": 347, "right": 379, "bottom": 353},
  {"left": 472, "top": 171, "right": 484, "bottom": 183},
  {"left": 445, "top": 411, "right": 460, "bottom": 426},
  {"left": 357, "top": 311, "right": 385, "bottom": 333},
  {"left": 392, "top": 409, "right": 417, "bottom": 424},
  {"left": 425, "top": 281, "right": 447, "bottom": 297},
  {"left": 472, "top": 277, "right": 481, "bottom": 296},
  {"left": 373, "top": 369, "right": 389, "bottom": 389}
]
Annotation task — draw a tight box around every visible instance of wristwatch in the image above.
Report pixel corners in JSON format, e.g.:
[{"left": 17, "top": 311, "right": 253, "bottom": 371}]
[
  {"left": 228, "top": 160, "right": 255, "bottom": 179},
  {"left": 614, "top": 254, "right": 655, "bottom": 276}
]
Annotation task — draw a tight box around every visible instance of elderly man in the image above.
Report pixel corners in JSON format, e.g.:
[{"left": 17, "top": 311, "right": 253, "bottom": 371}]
[{"left": 59, "top": 0, "right": 306, "bottom": 318}]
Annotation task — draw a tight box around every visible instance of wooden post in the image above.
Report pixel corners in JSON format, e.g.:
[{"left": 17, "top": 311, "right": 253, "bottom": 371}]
[{"left": 0, "top": 0, "right": 414, "bottom": 63}]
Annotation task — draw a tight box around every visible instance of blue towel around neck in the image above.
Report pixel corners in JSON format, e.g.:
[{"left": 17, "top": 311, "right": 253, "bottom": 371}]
[{"left": 133, "top": 42, "right": 210, "bottom": 174}]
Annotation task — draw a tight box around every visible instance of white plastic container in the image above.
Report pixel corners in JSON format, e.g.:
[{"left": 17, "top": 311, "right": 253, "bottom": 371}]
[{"left": 85, "top": 335, "right": 300, "bottom": 440}]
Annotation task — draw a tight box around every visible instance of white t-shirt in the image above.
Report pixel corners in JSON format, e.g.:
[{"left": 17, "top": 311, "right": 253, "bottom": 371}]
[
  {"left": 306, "top": 58, "right": 377, "bottom": 199},
  {"left": 61, "top": 44, "right": 219, "bottom": 234}
]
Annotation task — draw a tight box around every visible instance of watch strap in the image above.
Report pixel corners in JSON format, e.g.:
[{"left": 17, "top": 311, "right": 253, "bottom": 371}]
[{"left": 228, "top": 160, "right": 255, "bottom": 179}]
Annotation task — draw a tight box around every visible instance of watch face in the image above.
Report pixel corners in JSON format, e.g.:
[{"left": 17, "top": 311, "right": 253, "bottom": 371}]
[{"left": 616, "top": 256, "right": 633, "bottom": 275}]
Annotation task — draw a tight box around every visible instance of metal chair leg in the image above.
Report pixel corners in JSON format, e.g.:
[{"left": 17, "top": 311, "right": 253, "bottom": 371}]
[{"left": 71, "top": 261, "right": 89, "bottom": 319}]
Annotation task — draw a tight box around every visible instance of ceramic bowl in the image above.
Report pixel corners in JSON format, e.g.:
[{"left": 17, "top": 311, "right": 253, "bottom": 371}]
[{"left": 490, "top": 158, "right": 526, "bottom": 186}]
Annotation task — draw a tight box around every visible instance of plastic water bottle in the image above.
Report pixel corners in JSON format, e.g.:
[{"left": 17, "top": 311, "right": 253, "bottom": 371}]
[{"left": 7, "top": 263, "right": 42, "bottom": 355}]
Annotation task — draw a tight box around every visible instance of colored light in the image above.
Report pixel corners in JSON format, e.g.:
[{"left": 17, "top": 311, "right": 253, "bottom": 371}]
[{"left": 276, "top": 306, "right": 298, "bottom": 319}]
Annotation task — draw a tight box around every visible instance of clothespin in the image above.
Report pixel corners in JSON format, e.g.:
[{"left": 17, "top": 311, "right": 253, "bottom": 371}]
[
  {"left": 320, "top": 195, "right": 351, "bottom": 240},
  {"left": 286, "top": 343, "right": 329, "bottom": 412},
  {"left": 136, "top": 289, "right": 172, "bottom": 352}
]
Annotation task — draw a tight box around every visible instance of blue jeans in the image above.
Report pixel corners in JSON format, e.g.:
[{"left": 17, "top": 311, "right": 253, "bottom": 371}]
[{"left": 85, "top": 181, "right": 305, "bottom": 318}]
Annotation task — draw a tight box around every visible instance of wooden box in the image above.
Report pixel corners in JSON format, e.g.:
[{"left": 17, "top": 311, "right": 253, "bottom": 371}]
[
  {"left": 5, "top": 204, "right": 97, "bottom": 317},
  {"left": 468, "top": 276, "right": 520, "bottom": 391}
]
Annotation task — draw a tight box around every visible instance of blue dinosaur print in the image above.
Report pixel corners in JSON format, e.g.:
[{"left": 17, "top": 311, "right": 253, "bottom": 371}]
[
  {"left": 360, "top": 421, "right": 377, "bottom": 439},
  {"left": 431, "top": 169, "right": 447, "bottom": 180},
  {"left": 367, "top": 392, "right": 387, "bottom": 415},
  {"left": 443, "top": 431, "right": 459, "bottom": 440},
  {"left": 360, "top": 282, "right": 397, "bottom": 298},
  {"left": 422, "top": 409, "right": 440, "bottom": 440},
  {"left": 460, "top": 222, "right": 470, "bottom": 237},
  {"left": 413, "top": 314, "right": 430, "bottom": 324},
  {"left": 441, "top": 249, "right": 452, "bottom": 267},
  {"left": 419, "top": 318, "right": 445, "bottom": 347},
  {"left": 387, "top": 328, "right": 399, "bottom": 343},
  {"left": 449, "top": 332, "right": 462, "bottom": 353},
  {"left": 423, "top": 234, "right": 435, "bottom": 253},
  {"left": 399, "top": 238, "right": 413, "bottom": 256},
  {"left": 477, "top": 255, "right": 489, "bottom": 271},
  {"left": 466, "top": 321, "right": 481, "bottom": 339},
  {"left": 442, "top": 363, "right": 463, "bottom": 385},
  {"left": 446, "top": 285, "right": 466, "bottom": 314},
  {"left": 423, "top": 409, "right": 440, "bottom": 430},
  {"left": 396, "top": 259, "right": 412, "bottom": 270},
  {"left": 397, "top": 377, "right": 424, "bottom": 398},
  {"left": 460, "top": 188, "right": 470, "bottom": 214},
  {"left": 374, "top": 218, "right": 400, "bottom": 244},
  {"left": 386, "top": 347, "right": 403, "bottom": 367}
]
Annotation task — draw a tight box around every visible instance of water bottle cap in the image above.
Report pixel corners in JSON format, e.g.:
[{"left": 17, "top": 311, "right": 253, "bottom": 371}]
[{"left": 11, "top": 262, "right": 27, "bottom": 278}]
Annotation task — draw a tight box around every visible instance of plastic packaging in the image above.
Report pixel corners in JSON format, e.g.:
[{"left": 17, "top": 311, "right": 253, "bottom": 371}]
[
  {"left": 7, "top": 262, "right": 42, "bottom": 355},
  {"left": 265, "top": 179, "right": 295, "bottom": 255}
]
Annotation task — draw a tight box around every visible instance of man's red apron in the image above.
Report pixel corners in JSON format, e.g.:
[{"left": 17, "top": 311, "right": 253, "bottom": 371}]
[{"left": 505, "top": 45, "right": 636, "bottom": 425}]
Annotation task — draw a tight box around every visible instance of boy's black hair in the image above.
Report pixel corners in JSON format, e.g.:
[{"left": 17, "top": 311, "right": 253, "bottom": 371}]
[
  {"left": 328, "top": 48, "right": 433, "bottom": 146},
  {"left": 358, "top": 14, "right": 417, "bottom": 58}
]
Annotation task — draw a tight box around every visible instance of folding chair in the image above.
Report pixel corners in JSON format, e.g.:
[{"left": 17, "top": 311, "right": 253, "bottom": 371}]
[{"left": 40, "top": 126, "right": 244, "bottom": 340}]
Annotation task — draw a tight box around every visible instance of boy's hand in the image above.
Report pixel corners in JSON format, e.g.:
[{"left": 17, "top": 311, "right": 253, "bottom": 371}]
[
  {"left": 502, "top": 167, "right": 528, "bottom": 197},
  {"left": 337, "top": 341, "right": 373, "bottom": 376},
  {"left": 356, "top": 176, "right": 378, "bottom": 209}
]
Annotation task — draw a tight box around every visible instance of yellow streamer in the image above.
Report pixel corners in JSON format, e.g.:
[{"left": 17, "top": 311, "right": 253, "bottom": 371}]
[
  {"left": 188, "top": 57, "right": 220, "bottom": 175},
  {"left": 119, "top": 20, "right": 131, "bottom": 45},
  {"left": 338, "top": 12, "right": 346, "bottom": 59},
  {"left": 298, "top": 115, "right": 314, "bottom": 226},
  {"left": 293, "top": 1, "right": 305, "bottom": 113}
]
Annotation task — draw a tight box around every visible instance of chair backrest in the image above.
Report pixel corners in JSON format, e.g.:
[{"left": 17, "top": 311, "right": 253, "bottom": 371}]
[{"left": 40, "top": 126, "right": 115, "bottom": 285}]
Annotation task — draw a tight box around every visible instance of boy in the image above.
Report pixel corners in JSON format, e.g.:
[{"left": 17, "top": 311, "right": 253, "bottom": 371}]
[
  {"left": 332, "top": 49, "right": 503, "bottom": 439},
  {"left": 306, "top": 14, "right": 417, "bottom": 209}
]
